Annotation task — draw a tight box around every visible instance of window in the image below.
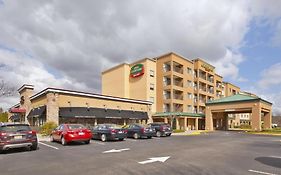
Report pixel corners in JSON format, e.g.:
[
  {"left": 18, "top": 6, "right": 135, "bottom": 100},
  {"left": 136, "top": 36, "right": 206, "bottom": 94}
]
[
  {"left": 150, "top": 70, "right": 155, "bottom": 77},
  {"left": 187, "top": 68, "right": 192, "bottom": 74},
  {"left": 187, "top": 105, "right": 192, "bottom": 112},
  {"left": 187, "top": 93, "right": 192, "bottom": 99},
  {"left": 149, "top": 97, "right": 154, "bottom": 103},
  {"left": 187, "top": 80, "right": 192, "bottom": 87},
  {"left": 150, "top": 83, "right": 154, "bottom": 90}
]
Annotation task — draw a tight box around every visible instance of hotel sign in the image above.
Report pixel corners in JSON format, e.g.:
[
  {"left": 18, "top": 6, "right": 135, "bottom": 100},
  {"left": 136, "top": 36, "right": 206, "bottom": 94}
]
[
  {"left": 130, "top": 64, "right": 144, "bottom": 78},
  {"left": 201, "top": 63, "right": 214, "bottom": 72}
]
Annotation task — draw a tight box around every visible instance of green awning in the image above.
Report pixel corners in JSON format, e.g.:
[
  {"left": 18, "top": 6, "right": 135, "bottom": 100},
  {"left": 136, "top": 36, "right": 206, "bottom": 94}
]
[
  {"left": 153, "top": 112, "right": 205, "bottom": 118},
  {"left": 206, "top": 94, "right": 272, "bottom": 105}
]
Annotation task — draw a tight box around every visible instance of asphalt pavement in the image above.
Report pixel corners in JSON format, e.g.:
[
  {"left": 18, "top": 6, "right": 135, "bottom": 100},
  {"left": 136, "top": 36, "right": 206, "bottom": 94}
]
[{"left": 0, "top": 131, "right": 280, "bottom": 175}]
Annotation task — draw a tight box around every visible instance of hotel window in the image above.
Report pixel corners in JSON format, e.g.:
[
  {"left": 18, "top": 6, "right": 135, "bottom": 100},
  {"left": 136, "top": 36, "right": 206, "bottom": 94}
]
[
  {"left": 187, "top": 93, "right": 192, "bottom": 99},
  {"left": 187, "top": 105, "right": 192, "bottom": 112},
  {"left": 187, "top": 68, "right": 192, "bottom": 74},
  {"left": 187, "top": 80, "right": 192, "bottom": 87},
  {"left": 150, "top": 70, "right": 155, "bottom": 77},
  {"left": 150, "top": 83, "right": 154, "bottom": 90},
  {"left": 149, "top": 97, "right": 154, "bottom": 103}
]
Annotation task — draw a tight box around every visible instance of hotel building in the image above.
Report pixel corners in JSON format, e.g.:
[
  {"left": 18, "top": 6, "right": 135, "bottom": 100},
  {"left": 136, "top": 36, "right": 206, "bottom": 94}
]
[
  {"left": 9, "top": 52, "right": 272, "bottom": 131},
  {"left": 102, "top": 52, "right": 250, "bottom": 130}
]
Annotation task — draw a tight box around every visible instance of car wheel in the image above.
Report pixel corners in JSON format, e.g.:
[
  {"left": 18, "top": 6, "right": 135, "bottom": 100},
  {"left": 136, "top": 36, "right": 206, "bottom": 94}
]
[
  {"left": 118, "top": 138, "right": 124, "bottom": 141},
  {"left": 147, "top": 136, "right": 152, "bottom": 139},
  {"left": 50, "top": 135, "right": 54, "bottom": 142},
  {"left": 167, "top": 133, "right": 171, "bottom": 136},
  {"left": 31, "top": 143, "right": 38, "bottom": 150},
  {"left": 101, "top": 134, "right": 107, "bottom": 142},
  {"left": 156, "top": 131, "right": 161, "bottom": 137},
  {"left": 61, "top": 136, "right": 67, "bottom": 146},
  {"left": 85, "top": 140, "right": 91, "bottom": 144},
  {"left": 133, "top": 133, "right": 139, "bottom": 139}
]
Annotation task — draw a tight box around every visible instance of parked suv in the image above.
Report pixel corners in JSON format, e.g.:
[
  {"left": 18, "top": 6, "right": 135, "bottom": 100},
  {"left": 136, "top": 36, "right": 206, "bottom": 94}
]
[
  {"left": 148, "top": 123, "right": 172, "bottom": 137},
  {"left": 0, "top": 123, "right": 38, "bottom": 153}
]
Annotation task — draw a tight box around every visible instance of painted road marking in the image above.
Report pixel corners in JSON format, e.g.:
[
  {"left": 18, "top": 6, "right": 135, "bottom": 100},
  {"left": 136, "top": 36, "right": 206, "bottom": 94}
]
[
  {"left": 248, "top": 169, "right": 278, "bottom": 175},
  {"left": 138, "top": 156, "right": 170, "bottom": 164},
  {"left": 154, "top": 137, "right": 161, "bottom": 140},
  {"left": 103, "top": 148, "right": 130, "bottom": 153},
  {"left": 270, "top": 156, "right": 281, "bottom": 159},
  {"left": 38, "top": 141, "right": 59, "bottom": 150}
]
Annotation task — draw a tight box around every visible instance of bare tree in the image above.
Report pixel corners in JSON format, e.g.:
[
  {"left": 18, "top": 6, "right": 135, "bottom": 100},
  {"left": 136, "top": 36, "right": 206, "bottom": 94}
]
[{"left": 0, "top": 79, "right": 17, "bottom": 98}]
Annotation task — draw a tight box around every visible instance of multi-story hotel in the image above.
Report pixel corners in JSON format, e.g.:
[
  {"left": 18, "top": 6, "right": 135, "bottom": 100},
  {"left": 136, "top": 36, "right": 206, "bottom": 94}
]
[
  {"left": 102, "top": 52, "right": 249, "bottom": 130},
  {"left": 9, "top": 52, "right": 272, "bottom": 131}
]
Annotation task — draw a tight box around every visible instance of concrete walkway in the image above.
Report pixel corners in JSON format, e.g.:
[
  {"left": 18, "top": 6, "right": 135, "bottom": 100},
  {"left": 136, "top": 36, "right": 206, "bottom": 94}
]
[
  {"left": 172, "top": 130, "right": 208, "bottom": 136},
  {"left": 37, "top": 134, "right": 51, "bottom": 142}
]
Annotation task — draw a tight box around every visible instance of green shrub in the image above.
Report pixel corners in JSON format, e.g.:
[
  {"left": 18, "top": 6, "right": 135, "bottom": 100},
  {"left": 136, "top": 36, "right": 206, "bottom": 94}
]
[
  {"left": 173, "top": 129, "right": 185, "bottom": 133},
  {"left": 40, "top": 121, "right": 57, "bottom": 136},
  {"left": 0, "top": 112, "right": 8, "bottom": 122}
]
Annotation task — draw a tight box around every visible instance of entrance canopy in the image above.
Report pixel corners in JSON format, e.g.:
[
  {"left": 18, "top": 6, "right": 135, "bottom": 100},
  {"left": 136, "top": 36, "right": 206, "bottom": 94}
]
[
  {"left": 27, "top": 106, "right": 46, "bottom": 119},
  {"left": 205, "top": 94, "right": 272, "bottom": 131},
  {"left": 9, "top": 108, "right": 26, "bottom": 113}
]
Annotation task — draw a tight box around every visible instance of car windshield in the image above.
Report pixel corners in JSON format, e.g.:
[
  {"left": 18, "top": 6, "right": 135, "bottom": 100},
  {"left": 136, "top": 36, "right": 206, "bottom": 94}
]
[
  {"left": 67, "top": 124, "right": 85, "bottom": 130},
  {"left": 0, "top": 125, "right": 31, "bottom": 132}
]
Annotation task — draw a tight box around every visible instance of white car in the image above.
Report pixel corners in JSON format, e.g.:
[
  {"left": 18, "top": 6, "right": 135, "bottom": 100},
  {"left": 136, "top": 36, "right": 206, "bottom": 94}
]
[{"left": 272, "top": 123, "right": 278, "bottom": 128}]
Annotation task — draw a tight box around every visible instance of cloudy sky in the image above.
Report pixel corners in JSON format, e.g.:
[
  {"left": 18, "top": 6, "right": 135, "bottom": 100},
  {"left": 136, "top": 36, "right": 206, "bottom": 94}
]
[{"left": 0, "top": 0, "right": 281, "bottom": 114}]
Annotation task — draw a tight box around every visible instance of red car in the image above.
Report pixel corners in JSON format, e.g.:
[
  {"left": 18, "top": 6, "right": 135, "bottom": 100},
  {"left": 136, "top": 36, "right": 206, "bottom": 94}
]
[{"left": 50, "top": 124, "right": 92, "bottom": 145}]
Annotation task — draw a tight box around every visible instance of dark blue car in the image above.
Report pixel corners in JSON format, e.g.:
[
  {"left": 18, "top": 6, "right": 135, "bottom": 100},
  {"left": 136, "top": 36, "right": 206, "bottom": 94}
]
[
  {"left": 91, "top": 124, "right": 127, "bottom": 142},
  {"left": 123, "top": 124, "right": 155, "bottom": 139}
]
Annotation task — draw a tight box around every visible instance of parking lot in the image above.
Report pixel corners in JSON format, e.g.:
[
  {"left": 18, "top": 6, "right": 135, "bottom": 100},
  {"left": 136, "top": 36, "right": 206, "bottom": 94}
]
[{"left": 0, "top": 131, "right": 280, "bottom": 175}]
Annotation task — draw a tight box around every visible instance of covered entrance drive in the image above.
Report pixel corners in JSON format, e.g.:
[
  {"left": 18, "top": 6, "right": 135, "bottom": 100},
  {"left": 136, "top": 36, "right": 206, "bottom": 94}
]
[
  {"left": 153, "top": 112, "right": 205, "bottom": 130},
  {"left": 205, "top": 94, "right": 272, "bottom": 131}
]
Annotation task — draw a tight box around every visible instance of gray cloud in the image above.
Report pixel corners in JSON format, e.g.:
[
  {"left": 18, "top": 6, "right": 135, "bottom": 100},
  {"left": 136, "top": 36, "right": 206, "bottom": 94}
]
[{"left": 0, "top": 0, "right": 281, "bottom": 110}]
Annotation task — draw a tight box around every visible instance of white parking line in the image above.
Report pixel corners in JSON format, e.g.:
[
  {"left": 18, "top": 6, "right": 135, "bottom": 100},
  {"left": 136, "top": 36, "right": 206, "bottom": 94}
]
[
  {"left": 154, "top": 137, "right": 161, "bottom": 140},
  {"left": 38, "top": 141, "right": 59, "bottom": 150},
  {"left": 248, "top": 169, "right": 278, "bottom": 175}
]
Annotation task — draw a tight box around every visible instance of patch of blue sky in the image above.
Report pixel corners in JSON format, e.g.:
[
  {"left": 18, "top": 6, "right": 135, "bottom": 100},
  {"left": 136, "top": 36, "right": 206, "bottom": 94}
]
[
  {"left": 238, "top": 19, "right": 281, "bottom": 83},
  {"left": 0, "top": 43, "right": 17, "bottom": 53},
  {"left": 44, "top": 64, "right": 63, "bottom": 79}
]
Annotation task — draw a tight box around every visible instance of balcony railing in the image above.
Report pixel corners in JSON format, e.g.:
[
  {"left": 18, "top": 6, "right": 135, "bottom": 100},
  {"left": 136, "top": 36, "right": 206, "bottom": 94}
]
[
  {"left": 208, "top": 90, "right": 214, "bottom": 94},
  {"left": 164, "top": 80, "right": 171, "bottom": 86},
  {"left": 207, "top": 78, "right": 214, "bottom": 83},
  {"left": 199, "top": 88, "right": 207, "bottom": 92},
  {"left": 199, "top": 74, "right": 206, "bottom": 80},
  {"left": 173, "top": 80, "right": 183, "bottom": 87},
  {"left": 173, "top": 67, "right": 183, "bottom": 74},
  {"left": 164, "top": 94, "right": 171, "bottom": 99},
  {"left": 173, "top": 94, "right": 183, "bottom": 100},
  {"left": 163, "top": 65, "right": 171, "bottom": 72}
]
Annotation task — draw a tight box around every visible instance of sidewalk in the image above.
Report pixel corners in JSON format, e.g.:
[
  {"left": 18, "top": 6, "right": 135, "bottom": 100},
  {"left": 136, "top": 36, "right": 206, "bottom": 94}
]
[
  {"left": 172, "top": 130, "right": 208, "bottom": 136},
  {"left": 37, "top": 134, "right": 50, "bottom": 142}
]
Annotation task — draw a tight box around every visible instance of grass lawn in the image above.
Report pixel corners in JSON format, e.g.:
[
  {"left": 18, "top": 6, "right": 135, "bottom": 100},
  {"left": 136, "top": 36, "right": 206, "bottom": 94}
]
[{"left": 247, "top": 128, "right": 281, "bottom": 136}]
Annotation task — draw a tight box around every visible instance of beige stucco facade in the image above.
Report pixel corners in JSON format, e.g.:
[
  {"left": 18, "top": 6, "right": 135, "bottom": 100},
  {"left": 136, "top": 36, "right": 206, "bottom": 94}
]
[
  {"left": 10, "top": 85, "right": 152, "bottom": 126},
  {"left": 102, "top": 58, "right": 157, "bottom": 114},
  {"left": 205, "top": 99, "right": 272, "bottom": 131}
]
